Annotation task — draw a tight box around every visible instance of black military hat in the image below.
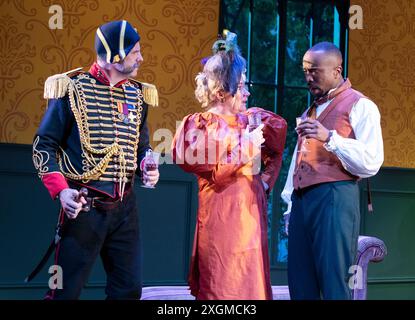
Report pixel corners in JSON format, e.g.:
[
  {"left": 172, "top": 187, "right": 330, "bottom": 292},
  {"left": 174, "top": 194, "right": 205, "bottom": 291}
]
[{"left": 95, "top": 20, "right": 140, "bottom": 64}]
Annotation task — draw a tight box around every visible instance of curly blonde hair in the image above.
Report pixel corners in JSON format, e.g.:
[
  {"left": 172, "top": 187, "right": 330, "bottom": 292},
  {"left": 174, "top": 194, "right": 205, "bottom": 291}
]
[{"left": 195, "top": 32, "right": 246, "bottom": 109}]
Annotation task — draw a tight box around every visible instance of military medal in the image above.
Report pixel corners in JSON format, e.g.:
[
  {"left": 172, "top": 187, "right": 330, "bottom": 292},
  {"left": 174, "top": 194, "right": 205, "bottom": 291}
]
[
  {"left": 128, "top": 112, "right": 136, "bottom": 123},
  {"left": 115, "top": 100, "right": 138, "bottom": 124},
  {"left": 116, "top": 101, "right": 129, "bottom": 123},
  {"left": 127, "top": 103, "right": 137, "bottom": 123}
]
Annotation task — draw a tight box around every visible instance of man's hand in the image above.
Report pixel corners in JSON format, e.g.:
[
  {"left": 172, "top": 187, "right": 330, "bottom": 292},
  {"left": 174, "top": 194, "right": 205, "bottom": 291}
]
[
  {"left": 296, "top": 119, "right": 330, "bottom": 142},
  {"left": 284, "top": 213, "right": 290, "bottom": 236},
  {"left": 143, "top": 167, "right": 160, "bottom": 187},
  {"left": 59, "top": 188, "right": 87, "bottom": 219}
]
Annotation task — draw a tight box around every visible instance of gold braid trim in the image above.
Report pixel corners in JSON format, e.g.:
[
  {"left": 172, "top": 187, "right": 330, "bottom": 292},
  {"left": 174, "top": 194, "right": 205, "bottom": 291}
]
[
  {"left": 129, "top": 79, "right": 159, "bottom": 107},
  {"left": 32, "top": 136, "right": 50, "bottom": 178},
  {"left": 59, "top": 79, "right": 126, "bottom": 186},
  {"left": 141, "top": 82, "right": 158, "bottom": 107},
  {"left": 43, "top": 67, "right": 83, "bottom": 99}
]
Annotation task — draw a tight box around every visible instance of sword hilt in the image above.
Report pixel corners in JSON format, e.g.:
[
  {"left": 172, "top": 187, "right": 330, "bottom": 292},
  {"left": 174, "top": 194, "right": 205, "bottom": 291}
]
[{"left": 78, "top": 187, "right": 90, "bottom": 212}]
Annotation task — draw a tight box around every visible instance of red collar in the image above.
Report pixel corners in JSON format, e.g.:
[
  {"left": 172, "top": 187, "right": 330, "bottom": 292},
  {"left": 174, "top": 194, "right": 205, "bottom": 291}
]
[{"left": 89, "top": 62, "right": 129, "bottom": 88}]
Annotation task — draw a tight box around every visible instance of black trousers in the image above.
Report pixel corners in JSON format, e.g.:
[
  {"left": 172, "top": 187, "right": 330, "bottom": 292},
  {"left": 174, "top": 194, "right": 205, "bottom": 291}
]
[
  {"left": 288, "top": 181, "right": 360, "bottom": 300},
  {"left": 47, "top": 190, "right": 142, "bottom": 300}
]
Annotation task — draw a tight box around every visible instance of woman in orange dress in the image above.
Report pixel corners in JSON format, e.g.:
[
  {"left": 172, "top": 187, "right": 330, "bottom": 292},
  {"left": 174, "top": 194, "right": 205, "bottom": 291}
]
[{"left": 172, "top": 32, "right": 287, "bottom": 300}]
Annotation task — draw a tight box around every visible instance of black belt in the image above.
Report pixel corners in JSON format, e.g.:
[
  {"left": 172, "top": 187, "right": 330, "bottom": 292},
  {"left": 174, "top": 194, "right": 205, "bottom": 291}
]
[{"left": 85, "top": 196, "right": 123, "bottom": 211}]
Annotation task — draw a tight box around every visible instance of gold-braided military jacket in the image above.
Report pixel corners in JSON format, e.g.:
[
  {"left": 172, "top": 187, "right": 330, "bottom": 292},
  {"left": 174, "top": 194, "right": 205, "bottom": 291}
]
[{"left": 32, "top": 67, "right": 157, "bottom": 198}]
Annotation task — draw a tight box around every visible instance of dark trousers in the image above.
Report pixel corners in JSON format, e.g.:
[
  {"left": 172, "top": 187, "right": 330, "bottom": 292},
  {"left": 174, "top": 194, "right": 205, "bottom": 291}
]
[
  {"left": 288, "top": 181, "right": 360, "bottom": 300},
  {"left": 47, "top": 191, "right": 142, "bottom": 300}
]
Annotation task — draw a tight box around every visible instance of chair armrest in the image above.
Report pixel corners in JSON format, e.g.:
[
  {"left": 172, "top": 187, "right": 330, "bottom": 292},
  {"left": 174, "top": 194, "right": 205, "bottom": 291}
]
[{"left": 352, "top": 235, "right": 387, "bottom": 300}]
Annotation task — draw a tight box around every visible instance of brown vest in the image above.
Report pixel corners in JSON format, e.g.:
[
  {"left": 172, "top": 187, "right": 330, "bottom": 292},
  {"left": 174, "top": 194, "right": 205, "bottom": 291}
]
[{"left": 293, "top": 84, "right": 366, "bottom": 190}]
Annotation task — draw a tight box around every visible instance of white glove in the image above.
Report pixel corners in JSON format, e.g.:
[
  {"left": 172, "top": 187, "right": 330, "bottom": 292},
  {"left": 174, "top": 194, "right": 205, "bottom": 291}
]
[
  {"left": 240, "top": 124, "right": 265, "bottom": 175},
  {"left": 59, "top": 188, "right": 87, "bottom": 219},
  {"left": 242, "top": 123, "right": 265, "bottom": 147}
]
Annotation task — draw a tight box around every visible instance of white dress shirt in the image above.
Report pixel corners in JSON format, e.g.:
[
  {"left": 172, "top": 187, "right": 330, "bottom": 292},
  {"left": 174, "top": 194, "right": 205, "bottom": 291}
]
[{"left": 281, "top": 97, "right": 384, "bottom": 216}]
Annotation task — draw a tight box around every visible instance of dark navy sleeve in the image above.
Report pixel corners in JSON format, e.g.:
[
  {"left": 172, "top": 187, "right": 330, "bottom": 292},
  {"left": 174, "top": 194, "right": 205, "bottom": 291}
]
[{"left": 32, "top": 96, "right": 74, "bottom": 198}]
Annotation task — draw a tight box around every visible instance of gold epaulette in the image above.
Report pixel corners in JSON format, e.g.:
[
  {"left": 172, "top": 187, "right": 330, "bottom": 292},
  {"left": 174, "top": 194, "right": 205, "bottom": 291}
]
[
  {"left": 43, "top": 67, "right": 83, "bottom": 99},
  {"left": 129, "top": 79, "right": 159, "bottom": 107}
]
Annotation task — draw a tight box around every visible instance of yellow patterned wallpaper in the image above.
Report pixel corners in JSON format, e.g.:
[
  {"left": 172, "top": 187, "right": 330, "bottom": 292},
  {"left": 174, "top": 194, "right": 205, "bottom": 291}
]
[
  {"left": 349, "top": 0, "right": 415, "bottom": 168},
  {"left": 0, "top": 0, "right": 219, "bottom": 146},
  {"left": 2, "top": 0, "right": 412, "bottom": 168}
]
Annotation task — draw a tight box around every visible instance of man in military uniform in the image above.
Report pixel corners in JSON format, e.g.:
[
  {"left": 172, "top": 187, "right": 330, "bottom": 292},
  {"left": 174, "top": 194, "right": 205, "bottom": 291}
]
[{"left": 32, "top": 20, "right": 159, "bottom": 299}]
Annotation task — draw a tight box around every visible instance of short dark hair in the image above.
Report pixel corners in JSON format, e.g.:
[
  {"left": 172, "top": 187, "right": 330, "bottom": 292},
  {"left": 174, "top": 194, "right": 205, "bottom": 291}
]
[{"left": 309, "top": 42, "right": 342, "bottom": 61}]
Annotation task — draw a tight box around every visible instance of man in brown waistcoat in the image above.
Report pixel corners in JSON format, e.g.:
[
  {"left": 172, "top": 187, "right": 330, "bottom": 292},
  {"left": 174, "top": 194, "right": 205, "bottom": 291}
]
[{"left": 281, "top": 42, "right": 384, "bottom": 299}]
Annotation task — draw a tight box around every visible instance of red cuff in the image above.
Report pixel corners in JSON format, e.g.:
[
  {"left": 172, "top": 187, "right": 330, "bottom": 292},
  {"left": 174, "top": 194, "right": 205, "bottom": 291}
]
[
  {"left": 140, "top": 158, "right": 145, "bottom": 171},
  {"left": 41, "top": 172, "right": 69, "bottom": 199}
]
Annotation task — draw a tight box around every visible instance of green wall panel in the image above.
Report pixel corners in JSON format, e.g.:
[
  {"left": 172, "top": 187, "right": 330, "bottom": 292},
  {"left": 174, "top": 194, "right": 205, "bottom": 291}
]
[
  {"left": 360, "top": 169, "right": 415, "bottom": 299},
  {"left": 0, "top": 144, "right": 414, "bottom": 299}
]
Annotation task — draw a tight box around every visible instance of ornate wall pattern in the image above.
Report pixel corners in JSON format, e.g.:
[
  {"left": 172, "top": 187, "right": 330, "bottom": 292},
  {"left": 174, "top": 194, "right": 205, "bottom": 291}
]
[
  {"left": 349, "top": 0, "right": 415, "bottom": 168},
  {"left": 0, "top": 0, "right": 219, "bottom": 146},
  {"left": 3, "top": 1, "right": 411, "bottom": 167}
]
